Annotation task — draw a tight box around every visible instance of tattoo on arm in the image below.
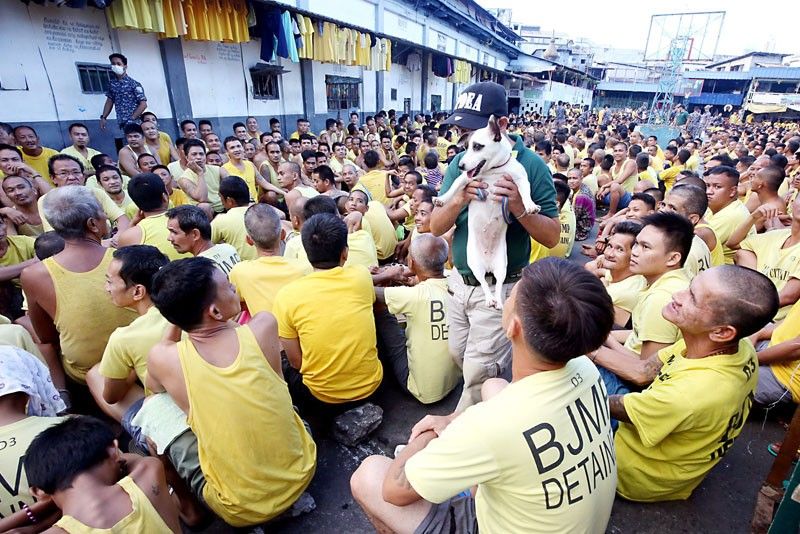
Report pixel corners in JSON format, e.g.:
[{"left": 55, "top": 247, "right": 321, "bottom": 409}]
[
  {"left": 642, "top": 356, "right": 663, "bottom": 384},
  {"left": 151, "top": 483, "right": 160, "bottom": 496},
  {"left": 609, "top": 394, "right": 632, "bottom": 424}
]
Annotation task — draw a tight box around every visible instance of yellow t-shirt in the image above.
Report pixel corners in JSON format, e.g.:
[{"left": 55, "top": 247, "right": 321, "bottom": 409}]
[
  {"left": 616, "top": 338, "right": 757, "bottom": 501},
  {"left": 42, "top": 249, "right": 138, "bottom": 382},
  {"left": 357, "top": 170, "right": 390, "bottom": 205},
  {"left": 695, "top": 223, "right": 725, "bottom": 267},
  {"left": 769, "top": 299, "right": 800, "bottom": 401},
  {"left": 707, "top": 200, "right": 753, "bottom": 264},
  {"left": 211, "top": 206, "right": 257, "bottom": 261},
  {"left": 222, "top": 160, "right": 258, "bottom": 201},
  {"left": 0, "top": 416, "right": 65, "bottom": 519},
  {"left": 229, "top": 256, "right": 311, "bottom": 314},
  {"left": 169, "top": 187, "right": 190, "bottom": 207},
  {"left": 39, "top": 187, "right": 125, "bottom": 232},
  {"left": 384, "top": 278, "right": 460, "bottom": 404},
  {"left": 180, "top": 165, "right": 222, "bottom": 212},
  {"left": 60, "top": 145, "right": 102, "bottom": 175},
  {"left": 659, "top": 164, "right": 684, "bottom": 192},
  {"left": 0, "top": 235, "right": 35, "bottom": 286},
  {"left": 405, "top": 357, "right": 616, "bottom": 532},
  {"left": 530, "top": 202, "right": 576, "bottom": 261},
  {"left": 22, "top": 147, "right": 59, "bottom": 186},
  {"left": 582, "top": 174, "right": 598, "bottom": 196},
  {"left": 435, "top": 137, "right": 449, "bottom": 162},
  {"left": 328, "top": 157, "right": 354, "bottom": 175},
  {"left": 176, "top": 325, "right": 316, "bottom": 526},
  {"left": 684, "top": 234, "right": 712, "bottom": 279},
  {"left": 362, "top": 202, "right": 398, "bottom": 261},
  {"left": 740, "top": 228, "right": 800, "bottom": 320},
  {"left": 198, "top": 243, "right": 241, "bottom": 276},
  {"left": 283, "top": 233, "right": 313, "bottom": 271},
  {"left": 98, "top": 306, "right": 169, "bottom": 396},
  {"left": 345, "top": 229, "right": 378, "bottom": 269},
  {"left": 272, "top": 265, "right": 383, "bottom": 403},
  {"left": 604, "top": 273, "right": 647, "bottom": 314},
  {"left": 624, "top": 270, "right": 689, "bottom": 355},
  {"left": 138, "top": 212, "right": 191, "bottom": 261},
  {"left": 686, "top": 153, "right": 700, "bottom": 171}
]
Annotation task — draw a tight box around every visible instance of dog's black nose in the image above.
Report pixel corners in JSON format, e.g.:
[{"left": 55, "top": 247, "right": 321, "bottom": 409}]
[{"left": 458, "top": 163, "right": 465, "bottom": 171}]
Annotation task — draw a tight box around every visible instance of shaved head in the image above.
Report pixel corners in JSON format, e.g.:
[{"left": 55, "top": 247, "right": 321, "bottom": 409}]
[
  {"left": 409, "top": 234, "right": 448, "bottom": 274},
  {"left": 289, "top": 196, "right": 308, "bottom": 223},
  {"left": 244, "top": 203, "right": 282, "bottom": 249},
  {"left": 708, "top": 266, "right": 779, "bottom": 338}
]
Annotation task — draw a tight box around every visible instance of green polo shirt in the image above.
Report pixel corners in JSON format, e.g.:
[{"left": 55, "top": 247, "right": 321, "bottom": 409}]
[{"left": 440, "top": 134, "right": 558, "bottom": 278}]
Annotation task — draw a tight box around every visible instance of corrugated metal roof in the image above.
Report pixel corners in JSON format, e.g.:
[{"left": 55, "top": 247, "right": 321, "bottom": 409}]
[
  {"left": 596, "top": 81, "right": 659, "bottom": 93},
  {"left": 684, "top": 67, "right": 800, "bottom": 80}
]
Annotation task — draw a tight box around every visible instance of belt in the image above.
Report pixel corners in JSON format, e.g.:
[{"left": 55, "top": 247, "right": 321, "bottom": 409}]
[{"left": 462, "top": 270, "right": 522, "bottom": 287}]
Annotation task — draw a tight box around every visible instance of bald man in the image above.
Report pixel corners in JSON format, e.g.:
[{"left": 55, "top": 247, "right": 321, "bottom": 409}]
[
  {"left": 277, "top": 161, "right": 318, "bottom": 209},
  {"left": 373, "top": 234, "right": 460, "bottom": 404}
]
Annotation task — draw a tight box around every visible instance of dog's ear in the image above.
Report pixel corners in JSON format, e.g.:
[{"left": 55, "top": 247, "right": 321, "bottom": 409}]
[{"left": 488, "top": 115, "right": 501, "bottom": 142}]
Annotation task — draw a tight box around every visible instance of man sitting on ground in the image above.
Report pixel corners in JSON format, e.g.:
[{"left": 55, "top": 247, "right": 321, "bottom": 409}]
[
  {"left": 211, "top": 176, "right": 257, "bottom": 261},
  {"left": 374, "top": 234, "right": 460, "bottom": 404},
  {"left": 660, "top": 185, "right": 717, "bottom": 278},
  {"left": 25, "top": 416, "right": 181, "bottom": 532},
  {"left": 22, "top": 186, "right": 137, "bottom": 395},
  {"left": 351, "top": 258, "right": 616, "bottom": 534},
  {"left": 272, "top": 213, "right": 384, "bottom": 420},
  {"left": 116, "top": 173, "right": 191, "bottom": 261},
  {"left": 86, "top": 245, "right": 169, "bottom": 447},
  {"left": 705, "top": 166, "right": 752, "bottom": 264},
  {"left": 147, "top": 257, "right": 316, "bottom": 527},
  {"left": 728, "top": 195, "right": 800, "bottom": 321},
  {"left": 229, "top": 203, "right": 311, "bottom": 315},
  {"left": 605, "top": 266, "right": 778, "bottom": 501},
  {"left": 594, "top": 212, "right": 693, "bottom": 393},
  {"left": 166, "top": 205, "right": 240, "bottom": 275}
]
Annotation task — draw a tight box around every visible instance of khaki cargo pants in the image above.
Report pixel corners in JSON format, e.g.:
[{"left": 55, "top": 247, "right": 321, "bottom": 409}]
[{"left": 447, "top": 270, "right": 516, "bottom": 411}]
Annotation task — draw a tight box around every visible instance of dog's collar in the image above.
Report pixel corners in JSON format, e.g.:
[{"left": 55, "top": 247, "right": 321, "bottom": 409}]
[{"left": 487, "top": 154, "right": 513, "bottom": 172}]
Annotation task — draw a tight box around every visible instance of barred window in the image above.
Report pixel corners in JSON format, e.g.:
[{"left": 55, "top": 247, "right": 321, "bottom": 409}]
[
  {"left": 77, "top": 63, "right": 113, "bottom": 94},
  {"left": 250, "top": 68, "right": 280, "bottom": 100},
  {"left": 326, "top": 75, "right": 360, "bottom": 111}
]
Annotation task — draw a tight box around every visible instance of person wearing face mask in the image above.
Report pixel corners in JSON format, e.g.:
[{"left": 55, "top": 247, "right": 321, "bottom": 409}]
[{"left": 100, "top": 53, "right": 147, "bottom": 132}]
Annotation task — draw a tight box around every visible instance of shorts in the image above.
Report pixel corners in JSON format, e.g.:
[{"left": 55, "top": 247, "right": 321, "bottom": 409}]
[
  {"left": 166, "top": 429, "right": 206, "bottom": 503},
  {"left": 121, "top": 396, "right": 146, "bottom": 451},
  {"left": 414, "top": 494, "right": 478, "bottom": 534},
  {"left": 755, "top": 365, "right": 792, "bottom": 406},
  {"left": 602, "top": 191, "right": 631, "bottom": 209},
  {"left": 597, "top": 366, "right": 632, "bottom": 431}
]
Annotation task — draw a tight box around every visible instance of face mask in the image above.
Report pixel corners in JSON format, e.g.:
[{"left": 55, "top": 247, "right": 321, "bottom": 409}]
[{"left": 111, "top": 65, "right": 125, "bottom": 75}]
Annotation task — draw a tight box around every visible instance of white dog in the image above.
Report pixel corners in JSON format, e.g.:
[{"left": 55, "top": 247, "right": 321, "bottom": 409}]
[{"left": 436, "top": 115, "right": 540, "bottom": 309}]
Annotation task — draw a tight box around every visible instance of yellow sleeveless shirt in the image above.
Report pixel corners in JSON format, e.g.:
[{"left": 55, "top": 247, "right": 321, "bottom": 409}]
[
  {"left": 138, "top": 213, "right": 191, "bottom": 261},
  {"left": 54, "top": 476, "right": 172, "bottom": 533},
  {"left": 43, "top": 249, "right": 137, "bottom": 383},
  {"left": 176, "top": 325, "right": 316, "bottom": 527},
  {"left": 613, "top": 159, "right": 637, "bottom": 193},
  {"left": 222, "top": 160, "right": 257, "bottom": 200},
  {"left": 695, "top": 223, "right": 725, "bottom": 267}
]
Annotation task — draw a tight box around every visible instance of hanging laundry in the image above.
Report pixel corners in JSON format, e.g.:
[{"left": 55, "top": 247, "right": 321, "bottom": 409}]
[
  {"left": 407, "top": 53, "right": 421, "bottom": 71},
  {"left": 107, "top": 0, "right": 165, "bottom": 33},
  {"left": 292, "top": 14, "right": 303, "bottom": 53},
  {"left": 384, "top": 39, "right": 392, "bottom": 71},
  {"left": 431, "top": 54, "right": 450, "bottom": 77},
  {"left": 252, "top": 3, "right": 282, "bottom": 61},
  {"left": 297, "top": 14, "right": 315, "bottom": 60},
  {"left": 280, "top": 10, "right": 299, "bottom": 61},
  {"left": 160, "top": 0, "right": 187, "bottom": 38}
]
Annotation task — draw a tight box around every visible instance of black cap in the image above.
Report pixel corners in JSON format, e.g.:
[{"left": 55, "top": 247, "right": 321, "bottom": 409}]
[{"left": 441, "top": 81, "right": 507, "bottom": 130}]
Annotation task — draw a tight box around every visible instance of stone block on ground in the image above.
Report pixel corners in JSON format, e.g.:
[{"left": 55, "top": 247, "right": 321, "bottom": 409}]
[{"left": 331, "top": 403, "right": 383, "bottom": 446}]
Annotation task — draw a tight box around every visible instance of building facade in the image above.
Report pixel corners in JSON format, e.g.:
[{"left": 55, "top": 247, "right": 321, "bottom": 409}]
[{"left": 0, "top": 0, "right": 520, "bottom": 155}]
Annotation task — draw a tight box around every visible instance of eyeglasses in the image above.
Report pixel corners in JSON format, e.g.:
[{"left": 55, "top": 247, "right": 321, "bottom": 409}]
[{"left": 54, "top": 170, "right": 83, "bottom": 178}]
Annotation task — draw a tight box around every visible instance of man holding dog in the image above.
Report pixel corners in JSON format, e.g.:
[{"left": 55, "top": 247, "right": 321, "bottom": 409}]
[{"left": 430, "top": 81, "right": 560, "bottom": 409}]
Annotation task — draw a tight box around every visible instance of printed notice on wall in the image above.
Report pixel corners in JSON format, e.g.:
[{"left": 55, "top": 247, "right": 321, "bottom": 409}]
[
  {"left": 216, "top": 43, "right": 242, "bottom": 62},
  {"left": 43, "top": 17, "right": 104, "bottom": 53}
]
